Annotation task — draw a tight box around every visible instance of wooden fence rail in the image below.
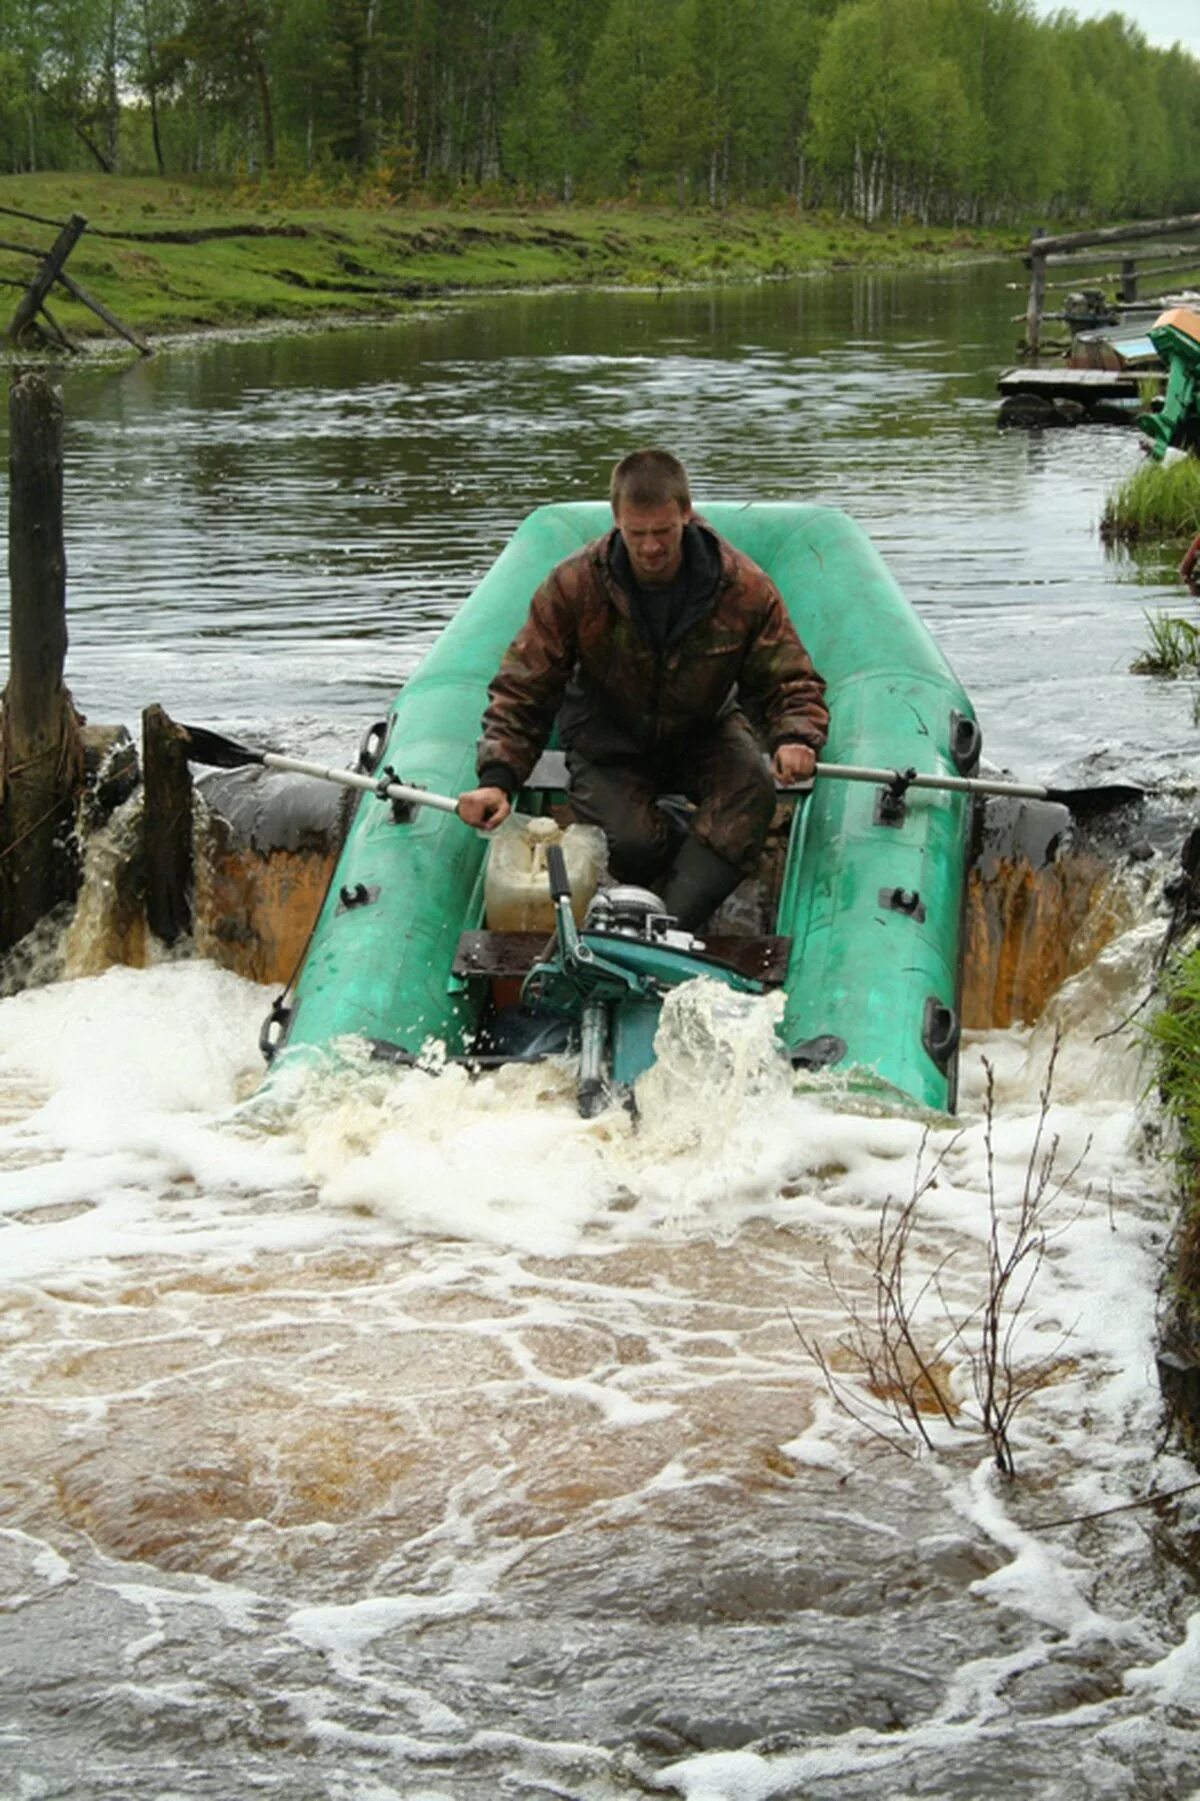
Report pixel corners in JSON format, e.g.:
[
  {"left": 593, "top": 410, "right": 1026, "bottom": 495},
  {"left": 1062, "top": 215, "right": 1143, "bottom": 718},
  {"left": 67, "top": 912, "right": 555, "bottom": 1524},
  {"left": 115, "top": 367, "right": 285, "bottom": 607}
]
[
  {"left": 3, "top": 204, "right": 150, "bottom": 356},
  {"left": 1023, "top": 212, "right": 1200, "bottom": 354}
]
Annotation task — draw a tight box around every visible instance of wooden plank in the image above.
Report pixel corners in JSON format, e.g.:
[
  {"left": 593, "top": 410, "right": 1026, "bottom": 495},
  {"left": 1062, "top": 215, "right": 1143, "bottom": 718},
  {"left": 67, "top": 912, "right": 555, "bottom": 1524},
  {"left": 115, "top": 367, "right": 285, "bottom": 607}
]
[
  {"left": 452, "top": 930, "right": 792, "bottom": 986},
  {"left": 987, "top": 365, "right": 1138, "bottom": 394},
  {"left": 453, "top": 930, "right": 552, "bottom": 978},
  {"left": 703, "top": 935, "right": 791, "bottom": 985},
  {"left": 997, "top": 367, "right": 1157, "bottom": 398}
]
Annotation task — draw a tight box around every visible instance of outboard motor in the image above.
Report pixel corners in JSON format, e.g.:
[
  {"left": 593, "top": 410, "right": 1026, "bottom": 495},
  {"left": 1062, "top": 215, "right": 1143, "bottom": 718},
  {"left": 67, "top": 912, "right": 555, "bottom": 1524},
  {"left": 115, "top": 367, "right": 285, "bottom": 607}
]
[
  {"left": 584, "top": 885, "right": 704, "bottom": 954},
  {"left": 526, "top": 856, "right": 763, "bottom": 1118}
]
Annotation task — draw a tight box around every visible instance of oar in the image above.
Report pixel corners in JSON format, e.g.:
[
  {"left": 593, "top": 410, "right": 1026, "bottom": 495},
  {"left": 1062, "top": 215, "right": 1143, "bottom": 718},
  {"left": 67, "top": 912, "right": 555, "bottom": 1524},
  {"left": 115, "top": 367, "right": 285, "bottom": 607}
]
[
  {"left": 806, "top": 761, "right": 1144, "bottom": 815},
  {"left": 175, "top": 722, "right": 461, "bottom": 817},
  {"left": 178, "top": 722, "right": 1144, "bottom": 823}
]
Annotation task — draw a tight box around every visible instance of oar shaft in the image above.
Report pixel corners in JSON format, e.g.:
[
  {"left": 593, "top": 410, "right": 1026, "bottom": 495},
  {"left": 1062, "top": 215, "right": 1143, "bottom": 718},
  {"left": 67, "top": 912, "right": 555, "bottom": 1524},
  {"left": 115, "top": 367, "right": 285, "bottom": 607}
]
[
  {"left": 258, "top": 751, "right": 460, "bottom": 816},
  {"left": 814, "top": 761, "right": 1052, "bottom": 802},
  {"left": 265, "top": 750, "right": 1047, "bottom": 812}
]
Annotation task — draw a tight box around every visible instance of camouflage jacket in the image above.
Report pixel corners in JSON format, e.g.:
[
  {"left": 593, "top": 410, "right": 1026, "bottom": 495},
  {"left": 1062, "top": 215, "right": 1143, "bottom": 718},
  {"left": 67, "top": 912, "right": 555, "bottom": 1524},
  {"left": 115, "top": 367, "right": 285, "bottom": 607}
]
[{"left": 476, "top": 519, "right": 829, "bottom": 787}]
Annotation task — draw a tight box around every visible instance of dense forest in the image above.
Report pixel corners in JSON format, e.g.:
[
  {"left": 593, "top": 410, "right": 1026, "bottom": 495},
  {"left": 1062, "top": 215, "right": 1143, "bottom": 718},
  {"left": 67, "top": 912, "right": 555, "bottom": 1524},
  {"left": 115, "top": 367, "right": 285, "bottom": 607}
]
[{"left": 2, "top": 0, "right": 1199, "bottom": 225}]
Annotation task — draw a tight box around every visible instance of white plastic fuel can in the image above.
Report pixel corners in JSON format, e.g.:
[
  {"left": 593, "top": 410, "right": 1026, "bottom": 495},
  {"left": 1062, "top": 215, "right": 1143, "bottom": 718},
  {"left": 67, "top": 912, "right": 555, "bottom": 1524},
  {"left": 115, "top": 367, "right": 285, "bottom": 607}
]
[{"left": 484, "top": 814, "right": 607, "bottom": 933}]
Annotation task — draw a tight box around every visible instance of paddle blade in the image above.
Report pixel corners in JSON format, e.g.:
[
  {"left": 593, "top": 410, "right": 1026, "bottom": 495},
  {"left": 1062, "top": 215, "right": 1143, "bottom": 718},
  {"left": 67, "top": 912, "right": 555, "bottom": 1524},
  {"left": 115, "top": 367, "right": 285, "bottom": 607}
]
[
  {"left": 175, "top": 723, "right": 266, "bottom": 770},
  {"left": 1044, "top": 781, "right": 1145, "bottom": 816}
]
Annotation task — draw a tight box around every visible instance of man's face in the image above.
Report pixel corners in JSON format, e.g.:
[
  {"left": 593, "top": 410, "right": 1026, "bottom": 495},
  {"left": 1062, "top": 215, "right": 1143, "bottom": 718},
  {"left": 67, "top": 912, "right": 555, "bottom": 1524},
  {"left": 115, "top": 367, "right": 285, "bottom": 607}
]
[{"left": 613, "top": 497, "right": 691, "bottom": 587}]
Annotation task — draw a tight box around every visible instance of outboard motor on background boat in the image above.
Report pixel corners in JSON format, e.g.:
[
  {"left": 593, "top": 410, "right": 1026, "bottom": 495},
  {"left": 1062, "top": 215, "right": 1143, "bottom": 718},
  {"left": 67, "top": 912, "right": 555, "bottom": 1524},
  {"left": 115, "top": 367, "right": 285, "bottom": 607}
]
[{"left": 1139, "top": 306, "right": 1200, "bottom": 459}]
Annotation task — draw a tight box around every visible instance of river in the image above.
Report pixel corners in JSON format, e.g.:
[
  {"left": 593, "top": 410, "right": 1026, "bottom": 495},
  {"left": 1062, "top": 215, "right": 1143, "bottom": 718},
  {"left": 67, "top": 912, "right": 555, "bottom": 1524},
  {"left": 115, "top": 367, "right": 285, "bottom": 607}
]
[{"left": 1, "top": 264, "right": 1198, "bottom": 1800}]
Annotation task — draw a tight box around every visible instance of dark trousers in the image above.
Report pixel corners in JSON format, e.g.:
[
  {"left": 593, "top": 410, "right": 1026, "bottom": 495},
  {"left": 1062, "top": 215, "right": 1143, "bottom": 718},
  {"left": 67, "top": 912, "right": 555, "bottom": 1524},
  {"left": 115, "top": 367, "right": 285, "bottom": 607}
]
[{"left": 565, "top": 713, "right": 776, "bottom": 885}]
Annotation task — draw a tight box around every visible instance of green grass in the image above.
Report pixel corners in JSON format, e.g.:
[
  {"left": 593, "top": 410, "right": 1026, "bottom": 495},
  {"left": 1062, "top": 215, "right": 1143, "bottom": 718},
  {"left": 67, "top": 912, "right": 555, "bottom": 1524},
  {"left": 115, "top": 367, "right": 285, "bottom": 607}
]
[
  {"left": 1131, "top": 610, "right": 1200, "bottom": 676},
  {"left": 0, "top": 172, "right": 1018, "bottom": 344},
  {"left": 1148, "top": 947, "right": 1200, "bottom": 1389},
  {"left": 1101, "top": 454, "right": 1200, "bottom": 545},
  {"left": 1152, "top": 948, "right": 1200, "bottom": 1145}
]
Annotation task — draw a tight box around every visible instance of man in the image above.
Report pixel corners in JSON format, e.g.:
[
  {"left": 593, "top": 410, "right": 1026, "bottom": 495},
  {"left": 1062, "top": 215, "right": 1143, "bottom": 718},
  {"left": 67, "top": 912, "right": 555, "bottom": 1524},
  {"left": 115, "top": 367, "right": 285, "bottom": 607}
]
[{"left": 457, "top": 448, "right": 829, "bottom": 930}]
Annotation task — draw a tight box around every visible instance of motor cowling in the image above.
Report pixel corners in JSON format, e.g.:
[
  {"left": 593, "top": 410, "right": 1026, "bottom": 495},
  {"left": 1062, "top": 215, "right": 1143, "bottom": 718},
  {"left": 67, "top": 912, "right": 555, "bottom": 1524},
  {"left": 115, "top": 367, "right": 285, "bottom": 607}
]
[{"left": 584, "top": 886, "right": 704, "bottom": 953}]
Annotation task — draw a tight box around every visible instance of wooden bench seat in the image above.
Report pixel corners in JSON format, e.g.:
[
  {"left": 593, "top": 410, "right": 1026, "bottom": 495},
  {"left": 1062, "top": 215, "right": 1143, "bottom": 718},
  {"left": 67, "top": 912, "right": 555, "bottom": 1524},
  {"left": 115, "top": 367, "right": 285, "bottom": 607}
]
[{"left": 452, "top": 930, "right": 791, "bottom": 987}]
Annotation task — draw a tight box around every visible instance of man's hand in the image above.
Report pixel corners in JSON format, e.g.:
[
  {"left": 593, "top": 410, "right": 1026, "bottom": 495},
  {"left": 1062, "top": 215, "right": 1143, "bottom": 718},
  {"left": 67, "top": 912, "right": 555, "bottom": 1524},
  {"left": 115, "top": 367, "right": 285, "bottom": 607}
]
[
  {"left": 456, "top": 785, "right": 512, "bottom": 830},
  {"left": 773, "top": 742, "right": 818, "bottom": 787}
]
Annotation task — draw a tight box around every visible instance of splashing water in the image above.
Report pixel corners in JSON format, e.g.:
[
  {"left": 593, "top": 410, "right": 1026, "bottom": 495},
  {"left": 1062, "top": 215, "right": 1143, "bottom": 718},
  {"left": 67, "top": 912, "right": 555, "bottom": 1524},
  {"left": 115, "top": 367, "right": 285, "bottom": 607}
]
[
  {"left": 1, "top": 891, "right": 1196, "bottom": 1800},
  {"left": 3, "top": 268, "right": 1200, "bottom": 1797}
]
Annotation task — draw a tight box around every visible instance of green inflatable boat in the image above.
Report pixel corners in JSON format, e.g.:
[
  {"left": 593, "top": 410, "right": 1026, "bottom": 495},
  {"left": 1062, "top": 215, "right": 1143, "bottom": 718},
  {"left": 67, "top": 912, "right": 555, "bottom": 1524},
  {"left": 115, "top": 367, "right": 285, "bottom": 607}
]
[{"left": 260, "top": 503, "right": 980, "bottom": 1114}]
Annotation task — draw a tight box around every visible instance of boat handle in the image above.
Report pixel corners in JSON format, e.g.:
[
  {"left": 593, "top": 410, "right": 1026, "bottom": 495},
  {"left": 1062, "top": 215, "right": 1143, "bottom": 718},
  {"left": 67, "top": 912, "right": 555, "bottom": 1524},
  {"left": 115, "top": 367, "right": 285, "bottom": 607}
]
[{"left": 922, "top": 997, "right": 960, "bottom": 1073}]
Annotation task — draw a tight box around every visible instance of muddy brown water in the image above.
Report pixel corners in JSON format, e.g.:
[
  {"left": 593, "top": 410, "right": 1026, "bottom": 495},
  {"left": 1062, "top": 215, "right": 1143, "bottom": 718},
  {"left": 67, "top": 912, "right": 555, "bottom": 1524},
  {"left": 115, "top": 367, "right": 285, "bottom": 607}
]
[{"left": 1, "top": 267, "right": 1198, "bottom": 1799}]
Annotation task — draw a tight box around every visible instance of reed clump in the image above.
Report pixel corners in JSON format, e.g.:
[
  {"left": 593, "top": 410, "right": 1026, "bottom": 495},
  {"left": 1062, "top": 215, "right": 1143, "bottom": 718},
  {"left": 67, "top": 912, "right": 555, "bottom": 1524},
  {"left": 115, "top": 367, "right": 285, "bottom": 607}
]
[
  {"left": 1101, "top": 454, "right": 1200, "bottom": 544},
  {"left": 1131, "top": 611, "right": 1200, "bottom": 678}
]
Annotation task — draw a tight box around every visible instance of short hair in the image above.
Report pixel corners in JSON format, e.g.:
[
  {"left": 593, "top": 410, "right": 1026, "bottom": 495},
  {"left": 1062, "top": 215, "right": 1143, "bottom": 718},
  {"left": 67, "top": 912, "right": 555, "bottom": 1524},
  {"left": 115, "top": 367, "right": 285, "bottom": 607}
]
[{"left": 610, "top": 448, "right": 691, "bottom": 512}]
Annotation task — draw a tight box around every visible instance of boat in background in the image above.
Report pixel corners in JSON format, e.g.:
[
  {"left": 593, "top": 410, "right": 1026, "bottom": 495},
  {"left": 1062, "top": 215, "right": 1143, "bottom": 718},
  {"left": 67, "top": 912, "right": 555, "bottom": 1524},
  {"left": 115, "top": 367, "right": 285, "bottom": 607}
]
[{"left": 260, "top": 504, "right": 980, "bottom": 1116}]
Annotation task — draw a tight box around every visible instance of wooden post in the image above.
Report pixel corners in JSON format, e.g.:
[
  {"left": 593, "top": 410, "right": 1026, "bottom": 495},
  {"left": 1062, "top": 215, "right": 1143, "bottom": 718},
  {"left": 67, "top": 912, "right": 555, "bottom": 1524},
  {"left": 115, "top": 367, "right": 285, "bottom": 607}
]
[
  {"left": 8, "top": 213, "right": 86, "bottom": 346},
  {"left": 0, "top": 370, "right": 85, "bottom": 955},
  {"left": 1024, "top": 236, "right": 1047, "bottom": 355},
  {"left": 1121, "top": 257, "right": 1138, "bottom": 304},
  {"left": 141, "top": 704, "right": 193, "bottom": 945}
]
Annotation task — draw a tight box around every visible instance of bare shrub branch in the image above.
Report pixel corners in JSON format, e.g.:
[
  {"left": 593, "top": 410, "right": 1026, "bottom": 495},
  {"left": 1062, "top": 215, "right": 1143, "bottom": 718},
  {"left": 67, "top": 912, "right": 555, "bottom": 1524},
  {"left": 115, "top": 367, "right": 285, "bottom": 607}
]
[{"left": 799, "top": 1032, "right": 1087, "bottom": 1476}]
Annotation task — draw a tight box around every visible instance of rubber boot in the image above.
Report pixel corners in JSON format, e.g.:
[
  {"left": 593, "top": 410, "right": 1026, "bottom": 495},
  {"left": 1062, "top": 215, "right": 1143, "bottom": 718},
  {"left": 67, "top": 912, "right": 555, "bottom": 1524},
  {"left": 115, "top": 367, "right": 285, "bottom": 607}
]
[{"left": 660, "top": 837, "right": 743, "bottom": 932}]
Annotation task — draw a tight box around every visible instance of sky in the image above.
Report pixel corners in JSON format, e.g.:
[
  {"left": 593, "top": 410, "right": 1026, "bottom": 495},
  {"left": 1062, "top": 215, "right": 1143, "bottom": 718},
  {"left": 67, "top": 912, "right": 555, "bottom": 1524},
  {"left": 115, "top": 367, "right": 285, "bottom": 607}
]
[{"left": 1025, "top": 0, "right": 1200, "bottom": 58}]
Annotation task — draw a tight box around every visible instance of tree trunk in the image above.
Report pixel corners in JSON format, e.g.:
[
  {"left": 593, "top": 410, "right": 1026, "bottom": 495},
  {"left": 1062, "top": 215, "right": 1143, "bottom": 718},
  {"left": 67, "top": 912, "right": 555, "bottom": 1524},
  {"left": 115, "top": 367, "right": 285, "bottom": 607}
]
[
  {"left": 149, "top": 85, "right": 165, "bottom": 175},
  {"left": 0, "top": 371, "right": 85, "bottom": 956},
  {"left": 142, "top": 0, "right": 166, "bottom": 176},
  {"left": 239, "top": 0, "right": 276, "bottom": 169},
  {"left": 71, "top": 116, "right": 114, "bottom": 173},
  {"left": 104, "top": 0, "right": 120, "bottom": 170}
]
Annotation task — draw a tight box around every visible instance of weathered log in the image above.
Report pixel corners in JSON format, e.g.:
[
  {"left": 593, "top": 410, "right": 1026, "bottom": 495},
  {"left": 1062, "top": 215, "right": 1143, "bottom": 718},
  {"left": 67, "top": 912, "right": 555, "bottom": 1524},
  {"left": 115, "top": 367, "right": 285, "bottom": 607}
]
[
  {"left": 1024, "top": 251, "right": 1047, "bottom": 355},
  {"left": 141, "top": 705, "right": 194, "bottom": 945},
  {"left": 54, "top": 268, "right": 149, "bottom": 357},
  {"left": 0, "top": 370, "right": 85, "bottom": 956},
  {"left": 0, "top": 202, "right": 73, "bottom": 230},
  {"left": 1029, "top": 211, "right": 1200, "bottom": 259},
  {"left": 8, "top": 212, "right": 86, "bottom": 346}
]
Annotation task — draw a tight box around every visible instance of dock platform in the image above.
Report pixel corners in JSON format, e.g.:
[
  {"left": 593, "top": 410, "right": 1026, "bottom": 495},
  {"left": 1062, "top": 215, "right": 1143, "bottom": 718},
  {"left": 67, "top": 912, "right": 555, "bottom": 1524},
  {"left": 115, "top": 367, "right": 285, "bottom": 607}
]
[{"left": 996, "top": 367, "right": 1159, "bottom": 401}]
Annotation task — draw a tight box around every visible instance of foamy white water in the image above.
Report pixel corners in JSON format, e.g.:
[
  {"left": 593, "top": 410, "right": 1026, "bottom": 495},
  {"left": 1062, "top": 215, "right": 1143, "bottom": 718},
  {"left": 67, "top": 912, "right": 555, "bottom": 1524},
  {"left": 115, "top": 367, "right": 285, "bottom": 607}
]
[
  {"left": 3, "top": 267, "right": 1199, "bottom": 1796},
  {"left": 2, "top": 904, "right": 1196, "bottom": 1799}
]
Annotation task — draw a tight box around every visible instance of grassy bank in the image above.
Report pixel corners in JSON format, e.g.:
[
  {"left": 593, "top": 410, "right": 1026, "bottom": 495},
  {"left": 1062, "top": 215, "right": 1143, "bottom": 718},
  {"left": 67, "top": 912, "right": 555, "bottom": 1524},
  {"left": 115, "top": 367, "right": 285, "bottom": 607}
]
[
  {"left": 0, "top": 173, "right": 1017, "bottom": 344},
  {"left": 1102, "top": 455, "right": 1200, "bottom": 547},
  {"left": 1149, "top": 945, "right": 1200, "bottom": 1450},
  {"left": 1110, "top": 460, "right": 1200, "bottom": 686}
]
